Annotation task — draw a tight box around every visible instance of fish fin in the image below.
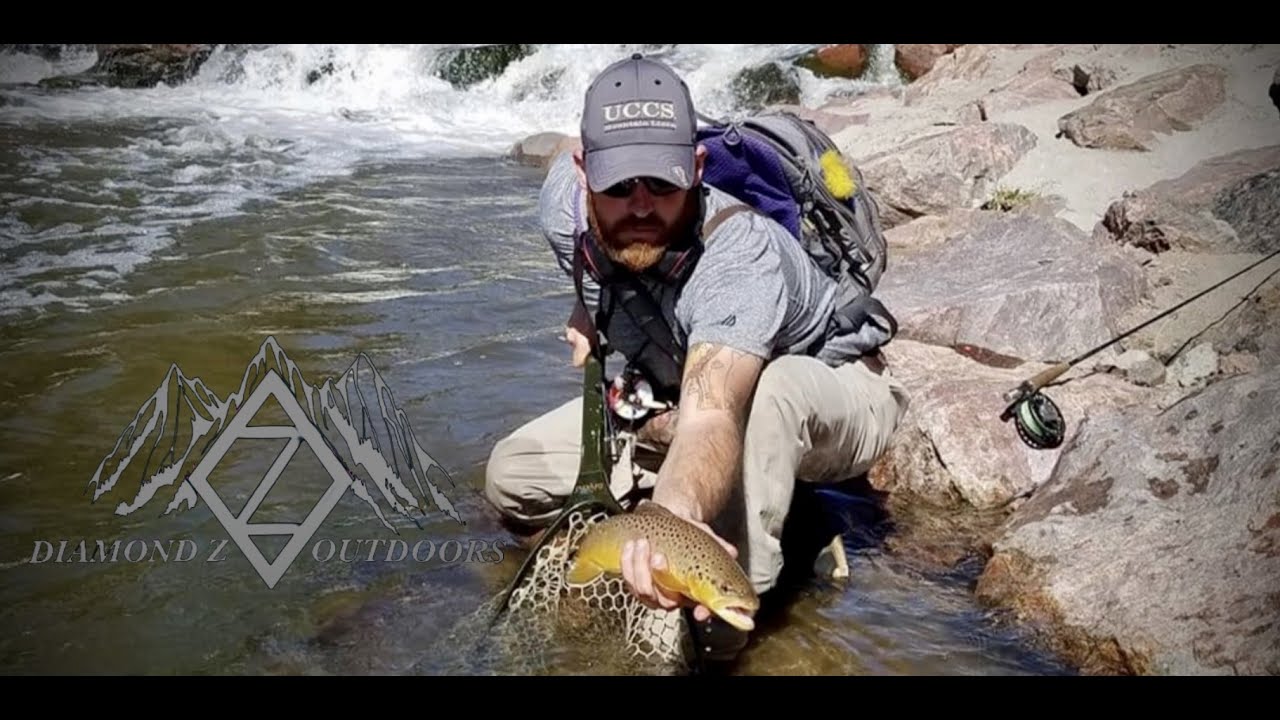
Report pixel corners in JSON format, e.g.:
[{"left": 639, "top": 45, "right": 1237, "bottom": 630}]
[
  {"left": 564, "top": 557, "right": 605, "bottom": 586},
  {"left": 651, "top": 567, "right": 689, "bottom": 600}
]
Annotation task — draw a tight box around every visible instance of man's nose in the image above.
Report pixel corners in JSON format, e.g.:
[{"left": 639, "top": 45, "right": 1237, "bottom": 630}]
[{"left": 627, "top": 184, "right": 656, "bottom": 214}]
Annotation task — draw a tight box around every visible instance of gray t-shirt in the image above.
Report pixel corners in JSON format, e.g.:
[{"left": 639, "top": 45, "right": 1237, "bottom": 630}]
[{"left": 538, "top": 150, "right": 864, "bottom": 366}]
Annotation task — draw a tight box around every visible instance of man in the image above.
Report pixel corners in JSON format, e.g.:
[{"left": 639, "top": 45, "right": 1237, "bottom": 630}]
[{"left": 484, "top": 53, "right": 909, "bottom": 652}]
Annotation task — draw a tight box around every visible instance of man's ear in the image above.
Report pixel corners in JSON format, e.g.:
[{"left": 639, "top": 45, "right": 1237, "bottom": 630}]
[{"left": 694, "top": 144, "right": 708, "bottom": 185}]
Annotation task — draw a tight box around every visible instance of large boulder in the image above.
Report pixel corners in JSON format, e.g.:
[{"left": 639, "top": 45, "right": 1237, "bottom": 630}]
[
  {"left": 435, "top": 44, "right": 536, "bottom": 90},
  {"left": 1097, "top": 145, "right": 1280, "bottom": 254},
  {"left": 38, "top": 44, "right": 215, "bottom": 89},
  {"left": 968, "top": 48, "right": 1085, "bottom": 120},
  {"left": 875, "top": 209, "right": 1148, "bottom": 363},
  {"left": 1057, "top": 64, "right": 1229, "bottom": 151},
  {"left": 858, "top": 122, "right": 1038, "bottom": 226},
  {"left": 731, "top": 63, "right": 802, "bottom": 112},
  {"left": 510, "top": 132, "right": 579, "bottom": 171},
  {"left": 872, "top": 339, "right": 1156, "bottom": 512},
  {"left": 1092, "top": 145, "right": 1280, "bottom": 369},
  {"left": 894, "top": 44, "right": 962, "bottom": 82},
  {"left": 976, "top": 365, "right": 1280, "bottom": 675},
  {"left": 795, "top": 45, "right": 868, "bottom": 80}
]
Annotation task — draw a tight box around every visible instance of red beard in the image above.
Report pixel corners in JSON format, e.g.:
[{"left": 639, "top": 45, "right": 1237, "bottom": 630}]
[{"left": 587, "top": 193, "right": 699, "bottom": 273}]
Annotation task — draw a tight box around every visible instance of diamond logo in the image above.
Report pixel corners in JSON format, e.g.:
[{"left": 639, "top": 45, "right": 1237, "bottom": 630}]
[
  {"left": 185, "top": 370, "right": 352, "bottom": 589},
  {"left": 84, "top": 335, "right": 465, "bottom": 589}
]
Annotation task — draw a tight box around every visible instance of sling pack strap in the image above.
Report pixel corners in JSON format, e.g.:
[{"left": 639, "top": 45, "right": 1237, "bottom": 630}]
[
  {"left": 570, "top": 202, "right": 756, "bottom": 362},
  {"left": 700, "top": 203, "right": 755, "bottom": 241}
]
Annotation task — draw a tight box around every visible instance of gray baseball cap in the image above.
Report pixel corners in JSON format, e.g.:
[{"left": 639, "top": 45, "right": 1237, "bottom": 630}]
[{"left": 580, "top": 53, "right": 698, "bottom": 194}]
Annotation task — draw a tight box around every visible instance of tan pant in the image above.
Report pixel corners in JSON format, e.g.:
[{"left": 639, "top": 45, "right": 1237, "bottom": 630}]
[{"left": 483, "top": 353, "right": 910, "bottom": 595}]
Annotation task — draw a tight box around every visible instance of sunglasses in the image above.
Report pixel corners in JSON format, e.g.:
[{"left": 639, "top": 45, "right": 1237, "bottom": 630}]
[{"left": 600, "top": 176, "right": 682, "bottom": 198}]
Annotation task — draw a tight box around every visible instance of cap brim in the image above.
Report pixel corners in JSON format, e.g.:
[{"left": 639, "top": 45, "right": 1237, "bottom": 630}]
[{"left": 584, "top": 144, "right": 695, "bottom": 193}]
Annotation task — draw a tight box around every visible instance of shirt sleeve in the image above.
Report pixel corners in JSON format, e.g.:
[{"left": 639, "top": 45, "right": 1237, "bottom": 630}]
[
  {"left": 679, "top": 210, "right": 788, "bottom": 360},
  {"left": 538, "top": 150, "right": 600, "bottom": 313}
]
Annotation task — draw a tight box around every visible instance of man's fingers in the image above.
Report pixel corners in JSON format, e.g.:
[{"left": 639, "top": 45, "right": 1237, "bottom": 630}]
[
  {"left": 620, "top": 539, "right": 636, "bottom": 593},
  {"left": 564, "top": 326, "right": 590, "bottom": 367},
  {"left": 631, "top": 539, "right": 654, "bottom": 601},
  {"left": 721, "top": 540, "right": 739, "bottom": 559},
  {"left": 650, "top": 552, "right": 679, "bottom": 609}
]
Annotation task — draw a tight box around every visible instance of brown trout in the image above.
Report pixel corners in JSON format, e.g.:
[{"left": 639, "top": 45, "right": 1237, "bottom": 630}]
[{"left": 563, "top": 501, "right": 760, "bottom": 631}]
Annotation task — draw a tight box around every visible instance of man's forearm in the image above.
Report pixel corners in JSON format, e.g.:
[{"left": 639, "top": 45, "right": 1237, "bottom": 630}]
[
  {"left": 651, "top": 412, "right": 742, "bottom": 524},
  {"left": 649, "top": 341, "right": 762, "bottom": 525}
]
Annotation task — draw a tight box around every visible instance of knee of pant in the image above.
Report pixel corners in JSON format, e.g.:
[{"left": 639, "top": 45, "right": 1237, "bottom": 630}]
[{"left": 483, "top": 434, "right": 526, "bottom": 516}]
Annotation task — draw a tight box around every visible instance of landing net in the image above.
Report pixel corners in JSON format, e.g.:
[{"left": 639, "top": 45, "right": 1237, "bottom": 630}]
[{"left": 427, "top": 506, "right": 695, "bottom": 675}]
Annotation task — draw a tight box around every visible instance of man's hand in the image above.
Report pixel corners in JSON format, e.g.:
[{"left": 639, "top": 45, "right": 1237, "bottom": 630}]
[
  {"left": 619, "top": 499, "right": 739, "bottom": 622},
  {"left": 635, "top": 407, "right": 678, "bottom": 449},
  {"left": 563, "top": 325, "right": 591, "bottom": 368}
]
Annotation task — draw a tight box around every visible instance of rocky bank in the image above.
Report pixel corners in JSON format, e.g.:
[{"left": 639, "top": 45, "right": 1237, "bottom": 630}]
[{"left": 512, "top": 43, "right": 1280, "bottom": 675}]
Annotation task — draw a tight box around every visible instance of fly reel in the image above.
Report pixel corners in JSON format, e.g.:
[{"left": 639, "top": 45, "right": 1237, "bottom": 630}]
[
  {"left": 606, "top": 367, "right": 673, "bottom": 422},
  {"left": 1000, "top": 389, "right": 1065, "bottom": 450}
]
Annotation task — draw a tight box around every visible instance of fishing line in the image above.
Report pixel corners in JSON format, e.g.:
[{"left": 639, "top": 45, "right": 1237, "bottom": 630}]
[{"left": 1001, "top": 245, "right": 1280, "bottom": 450}]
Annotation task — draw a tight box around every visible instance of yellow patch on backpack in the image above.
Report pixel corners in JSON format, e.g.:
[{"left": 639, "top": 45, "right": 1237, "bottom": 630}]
[{"left": 819, "top": 149, "right": 856, "bottom": 200}]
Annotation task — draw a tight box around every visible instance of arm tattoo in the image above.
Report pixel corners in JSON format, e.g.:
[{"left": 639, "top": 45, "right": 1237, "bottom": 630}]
[
  {"left": 683, "top": 343, "right": 756, "bottom": 417},
  {"left": 649, "top": 342, "right": 764, "bottom": 522}
]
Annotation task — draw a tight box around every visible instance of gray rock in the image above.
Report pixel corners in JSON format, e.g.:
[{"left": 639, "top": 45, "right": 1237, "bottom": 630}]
[
  {"left": 1099, "top": 349, "right": 1166, "bottom": 387},
  {"left": 871, "top": 339, "right": 1155, "bottom": 511},
  {"left": 976, "top": 365, "right": 1280, "bottom": 675},
  {"left": 38, "top": 44, "right": 215, "bottom": 90},
  {"left": 1053, "top": 62, "right": 1118, "bottom": 96},
  {"left": 875, "top": 209, "right": 1147, "bottom": 362},
  {"left": 1098, "top": 145, "right": 1280, "bottom": 254},
  {"left": 435, "top": 44, "right": 536, "bottom": 90},
  {"left": 1211, "top": 168, "right": 1280, "bottom": 254},
  {"left": 975, "top": 48, "right": 1083, "bottom": 118},
  {"left": 1058, "top": 64, "right": 1229, "bottom": 151},
  {"left": 858, "top": 123, "right": 1038, "bottom": 226},
  {"left": 510, "top": 132, "right": 578, "bottom": 171},
  {"left": 1168, "top": 343, "right": 1219, "bottom": 387},
  {"left": 730, "top": 63, "right": 802, "bottom": 112}
]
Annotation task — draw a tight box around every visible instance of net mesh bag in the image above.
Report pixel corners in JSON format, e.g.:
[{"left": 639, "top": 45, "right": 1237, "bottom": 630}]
[
  {"left": 427, "top": 506, "right": 696, "bottom": 676},
  {"left": 424, "top": 357, "right": 697, "bottom": 675}
]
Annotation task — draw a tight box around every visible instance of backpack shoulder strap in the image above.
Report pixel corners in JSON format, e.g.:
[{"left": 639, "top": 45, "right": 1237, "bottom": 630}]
[{"left": 700, "top": 203, "right": 755, "bottom": 245}]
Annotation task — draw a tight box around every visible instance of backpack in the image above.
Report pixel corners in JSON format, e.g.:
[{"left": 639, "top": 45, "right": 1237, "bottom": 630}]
[
  {"left": 694, "top": 108, "right": 889, "bottom": 306},
  {"left": 570, "top": 108, "right": 897, "bottom": 409}
]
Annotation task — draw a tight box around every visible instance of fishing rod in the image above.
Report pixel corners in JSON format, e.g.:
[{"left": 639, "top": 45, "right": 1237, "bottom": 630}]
[
  {"left": 488, "top": 351, "right": 624, "bottom": 623},
  {"left": 1001, "top": 245, "right": 1280, "bottom": 450}
]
